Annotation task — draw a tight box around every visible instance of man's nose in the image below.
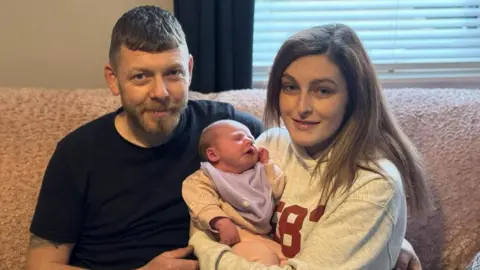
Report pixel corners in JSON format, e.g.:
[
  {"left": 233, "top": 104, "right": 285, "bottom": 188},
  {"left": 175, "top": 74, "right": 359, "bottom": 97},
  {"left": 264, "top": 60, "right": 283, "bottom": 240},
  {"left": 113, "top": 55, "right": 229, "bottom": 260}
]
[{"left": 150, "top": 78, "right": 169, "bottom": 99}]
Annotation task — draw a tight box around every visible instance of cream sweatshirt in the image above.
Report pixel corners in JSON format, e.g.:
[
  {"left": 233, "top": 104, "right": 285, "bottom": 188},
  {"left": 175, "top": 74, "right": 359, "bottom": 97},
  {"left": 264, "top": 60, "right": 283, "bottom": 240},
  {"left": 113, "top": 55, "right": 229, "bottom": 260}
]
[{"left": 189, "top": 127, "right": 407, "bottom": 270}]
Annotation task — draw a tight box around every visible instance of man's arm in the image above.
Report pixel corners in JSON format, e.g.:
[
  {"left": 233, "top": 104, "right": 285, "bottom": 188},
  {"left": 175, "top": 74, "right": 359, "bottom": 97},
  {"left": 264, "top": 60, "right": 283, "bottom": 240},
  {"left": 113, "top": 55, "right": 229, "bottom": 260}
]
[
  {"left": 25, "top": 234, "right": 84, "bottom": 270},
  {"left": 27, "top": 142, "right": 85, "bottom": 269}
]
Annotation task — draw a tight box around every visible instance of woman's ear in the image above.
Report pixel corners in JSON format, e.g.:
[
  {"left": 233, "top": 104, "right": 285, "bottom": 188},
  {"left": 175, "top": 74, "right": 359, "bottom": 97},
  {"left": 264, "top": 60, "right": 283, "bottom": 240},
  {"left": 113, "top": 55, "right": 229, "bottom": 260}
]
[{"left": 206, "top": 147, "right": 219, "bottom": 163}]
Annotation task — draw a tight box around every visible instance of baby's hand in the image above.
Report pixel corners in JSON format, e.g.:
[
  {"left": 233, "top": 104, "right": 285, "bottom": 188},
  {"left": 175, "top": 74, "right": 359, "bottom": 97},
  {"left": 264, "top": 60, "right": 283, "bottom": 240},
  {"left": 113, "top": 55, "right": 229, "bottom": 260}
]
[
  {"left": 258, "top": 147, "right": 270, "bottom": 164},
  {"left": 211, "top": 217, "right": 240, "bottom": 246}
]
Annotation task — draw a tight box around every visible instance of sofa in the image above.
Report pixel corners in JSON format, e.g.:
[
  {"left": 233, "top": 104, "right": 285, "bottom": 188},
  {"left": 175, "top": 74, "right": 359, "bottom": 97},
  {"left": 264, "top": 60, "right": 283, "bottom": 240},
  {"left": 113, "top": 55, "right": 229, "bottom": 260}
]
[{"left": 0, "top": 87, "right": 479, "bottom": 270}]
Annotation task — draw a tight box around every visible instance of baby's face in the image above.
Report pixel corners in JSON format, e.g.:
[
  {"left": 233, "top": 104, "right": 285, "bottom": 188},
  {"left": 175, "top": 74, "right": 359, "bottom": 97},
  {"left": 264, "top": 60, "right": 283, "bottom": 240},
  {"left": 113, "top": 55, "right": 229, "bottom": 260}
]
[{"left": 212, "top": 123, "right": 259, "bottom": 173}]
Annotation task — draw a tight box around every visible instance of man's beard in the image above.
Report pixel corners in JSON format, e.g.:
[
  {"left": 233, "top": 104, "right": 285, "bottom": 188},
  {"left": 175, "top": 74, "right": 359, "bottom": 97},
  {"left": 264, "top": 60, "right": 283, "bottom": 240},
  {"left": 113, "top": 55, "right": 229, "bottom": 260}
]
[{"left": 122, "top": 96, "right": 187, "bottom": 137}]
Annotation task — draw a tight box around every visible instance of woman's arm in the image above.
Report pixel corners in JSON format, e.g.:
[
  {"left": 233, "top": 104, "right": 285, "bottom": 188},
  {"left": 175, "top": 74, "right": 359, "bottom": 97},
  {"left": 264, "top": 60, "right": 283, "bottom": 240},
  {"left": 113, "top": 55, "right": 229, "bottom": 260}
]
[{"left": 190, "top": 177, "right": 406, "bottom": 269}]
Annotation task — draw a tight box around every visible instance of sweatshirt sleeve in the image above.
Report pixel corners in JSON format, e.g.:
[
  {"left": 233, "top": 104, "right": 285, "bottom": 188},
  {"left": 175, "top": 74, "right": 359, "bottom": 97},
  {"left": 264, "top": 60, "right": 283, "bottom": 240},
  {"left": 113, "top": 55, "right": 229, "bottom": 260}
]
[
  {"left": 263, "top": 162, "right": 286, "bottom": 200},
  {"left": 190, "top": 177, "right": 406, "bottom": 270},
  {"left": 182, "top": 171, "right": 229, "bottom": 232}
]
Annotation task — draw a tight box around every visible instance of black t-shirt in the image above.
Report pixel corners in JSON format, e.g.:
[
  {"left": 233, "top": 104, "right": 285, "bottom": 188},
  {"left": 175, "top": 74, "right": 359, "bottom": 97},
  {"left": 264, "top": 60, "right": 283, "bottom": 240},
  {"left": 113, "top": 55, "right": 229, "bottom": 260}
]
[{"left": 30, "top": 100, "right": 264, "bottom": 269}]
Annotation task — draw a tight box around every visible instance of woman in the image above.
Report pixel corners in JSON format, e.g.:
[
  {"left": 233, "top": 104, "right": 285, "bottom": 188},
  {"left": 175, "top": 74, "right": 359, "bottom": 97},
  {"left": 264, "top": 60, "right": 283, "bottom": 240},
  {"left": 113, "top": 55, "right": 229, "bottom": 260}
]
[{"left": 190, "top": 24, "right": 431, "bottom": 269}]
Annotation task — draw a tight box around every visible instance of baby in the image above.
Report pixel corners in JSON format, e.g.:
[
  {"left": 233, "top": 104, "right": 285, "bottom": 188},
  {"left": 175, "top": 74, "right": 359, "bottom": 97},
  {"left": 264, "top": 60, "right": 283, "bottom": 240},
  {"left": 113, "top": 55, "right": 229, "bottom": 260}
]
[{"left": 182, "top": 119, "right": 286, "bottom": 266}]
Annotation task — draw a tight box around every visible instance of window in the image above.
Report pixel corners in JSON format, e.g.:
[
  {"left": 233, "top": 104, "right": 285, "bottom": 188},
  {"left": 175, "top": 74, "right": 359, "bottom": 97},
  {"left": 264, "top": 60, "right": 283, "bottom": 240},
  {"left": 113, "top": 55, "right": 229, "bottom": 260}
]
[{"left": 253, "top": 0, "right": 480, "bottom": 87}]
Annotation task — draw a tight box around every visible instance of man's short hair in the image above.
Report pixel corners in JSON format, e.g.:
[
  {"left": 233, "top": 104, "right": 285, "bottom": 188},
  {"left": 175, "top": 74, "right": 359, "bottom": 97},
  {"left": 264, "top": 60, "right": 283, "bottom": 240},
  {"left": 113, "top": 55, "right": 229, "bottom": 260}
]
[{"left": 108, "top": 5, "right": 187, "bottom": 69}]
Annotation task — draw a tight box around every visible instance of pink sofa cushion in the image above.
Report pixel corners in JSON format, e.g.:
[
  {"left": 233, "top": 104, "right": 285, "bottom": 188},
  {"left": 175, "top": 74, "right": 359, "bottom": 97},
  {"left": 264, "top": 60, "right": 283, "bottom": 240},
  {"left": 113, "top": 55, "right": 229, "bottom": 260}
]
[{"left": 0, "top": 87, "right": 478, "bottom": 270}]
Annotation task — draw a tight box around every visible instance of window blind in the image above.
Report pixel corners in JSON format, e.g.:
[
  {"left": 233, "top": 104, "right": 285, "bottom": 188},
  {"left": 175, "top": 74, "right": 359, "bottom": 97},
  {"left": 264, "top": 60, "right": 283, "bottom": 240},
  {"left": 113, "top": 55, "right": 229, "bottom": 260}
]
[{"left": 253, "top": 0, "right": 480, "bottom": 86}]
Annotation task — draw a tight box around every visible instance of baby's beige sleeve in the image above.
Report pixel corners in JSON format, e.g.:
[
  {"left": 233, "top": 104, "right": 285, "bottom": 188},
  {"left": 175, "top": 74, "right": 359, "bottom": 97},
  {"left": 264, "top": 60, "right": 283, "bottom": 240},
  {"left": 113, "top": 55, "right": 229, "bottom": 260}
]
[
  {"left": 182, "top": 171, "right": 229, "bottom": 232},
  {"left": 263, "top": 162, "right": 286, "bottom": 200}
]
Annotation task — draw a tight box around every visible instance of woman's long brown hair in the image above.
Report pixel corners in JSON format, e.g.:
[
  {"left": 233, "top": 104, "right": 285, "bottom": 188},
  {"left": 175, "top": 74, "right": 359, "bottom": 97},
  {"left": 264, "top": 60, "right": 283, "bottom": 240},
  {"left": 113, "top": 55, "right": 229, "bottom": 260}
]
[{"left": 263, "top": 24, "right": 432, "bottom": 217}]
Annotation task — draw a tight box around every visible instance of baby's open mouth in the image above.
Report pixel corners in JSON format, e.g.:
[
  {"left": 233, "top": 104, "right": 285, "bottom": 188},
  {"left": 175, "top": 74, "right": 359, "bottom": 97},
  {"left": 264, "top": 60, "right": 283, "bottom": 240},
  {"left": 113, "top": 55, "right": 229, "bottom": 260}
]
[{"left": 244, "top": 147, "right": 256, "bottom": 155}]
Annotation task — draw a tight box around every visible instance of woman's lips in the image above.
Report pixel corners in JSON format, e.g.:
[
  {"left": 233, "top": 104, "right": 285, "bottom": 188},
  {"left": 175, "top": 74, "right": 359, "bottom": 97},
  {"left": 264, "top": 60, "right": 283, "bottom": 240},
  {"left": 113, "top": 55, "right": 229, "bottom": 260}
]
[{"left": 292, "top": 118, "right": 320, "bottom": 130}]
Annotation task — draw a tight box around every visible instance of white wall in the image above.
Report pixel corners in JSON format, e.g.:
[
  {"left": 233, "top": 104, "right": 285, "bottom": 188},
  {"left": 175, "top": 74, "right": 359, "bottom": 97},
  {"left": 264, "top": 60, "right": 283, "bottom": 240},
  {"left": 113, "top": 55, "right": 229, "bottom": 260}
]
[{"left": 0, "top": 0, "right": 174, "bottom": 89}]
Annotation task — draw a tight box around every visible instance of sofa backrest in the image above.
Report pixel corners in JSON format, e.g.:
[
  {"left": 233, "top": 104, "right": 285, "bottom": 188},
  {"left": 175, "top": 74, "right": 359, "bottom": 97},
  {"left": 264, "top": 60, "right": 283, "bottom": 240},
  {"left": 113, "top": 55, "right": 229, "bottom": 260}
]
[{"left": 0, "top": 87, "right": 479, "bottom": 269}]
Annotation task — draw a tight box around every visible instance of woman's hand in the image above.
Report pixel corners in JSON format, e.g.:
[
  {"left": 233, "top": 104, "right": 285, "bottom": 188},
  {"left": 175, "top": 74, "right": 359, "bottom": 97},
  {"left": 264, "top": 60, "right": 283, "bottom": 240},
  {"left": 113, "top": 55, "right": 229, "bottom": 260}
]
[{"left": 394, "top": 239, "right": 422, "bottom": 270}]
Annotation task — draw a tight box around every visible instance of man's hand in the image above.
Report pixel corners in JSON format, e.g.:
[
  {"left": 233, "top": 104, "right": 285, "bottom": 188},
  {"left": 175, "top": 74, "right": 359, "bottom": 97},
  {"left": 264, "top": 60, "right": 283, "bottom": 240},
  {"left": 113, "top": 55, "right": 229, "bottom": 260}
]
[
  {"left": 210, "top": 217, "right": 240, "bottom": 246},
  {"left": 258, "top": 147, "right": 270, "bottom": 164},
  {"left": 139, "top": 246, "right": 199, "bottom": 270},
  {"left": 394, "top": 239, "right": 422, "bottom": 270}
]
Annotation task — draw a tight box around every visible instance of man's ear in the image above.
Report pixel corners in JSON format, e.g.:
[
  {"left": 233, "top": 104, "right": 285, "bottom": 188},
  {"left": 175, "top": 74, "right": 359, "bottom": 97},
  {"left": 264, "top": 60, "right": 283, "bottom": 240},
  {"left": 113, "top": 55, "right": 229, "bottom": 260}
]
[
  {"left": 188, "top": 54, "right": 194, "bottom": 85},
  {"left": 206, "top": 147, "right": 219, "bottom": 163},
  {"left": 104, "top": 63, "right": 120, "bottom": 96}
]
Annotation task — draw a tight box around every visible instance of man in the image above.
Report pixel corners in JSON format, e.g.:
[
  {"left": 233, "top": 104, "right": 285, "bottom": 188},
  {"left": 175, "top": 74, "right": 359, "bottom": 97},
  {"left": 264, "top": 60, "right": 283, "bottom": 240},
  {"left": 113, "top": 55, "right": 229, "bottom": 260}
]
[
  {"left": 25, "top": 5, "right": 262, "bottom": 270},
  {"left": 25, "top": 5, "right": 421, "bottom": 270}
]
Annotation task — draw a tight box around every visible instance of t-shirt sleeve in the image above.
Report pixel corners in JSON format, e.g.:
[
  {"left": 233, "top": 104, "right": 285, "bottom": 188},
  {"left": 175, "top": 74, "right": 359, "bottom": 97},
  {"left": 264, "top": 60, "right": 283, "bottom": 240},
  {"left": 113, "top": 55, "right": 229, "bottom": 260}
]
[
  {"left": 232, "top": 109, "right": 264, "bottom": 139},
  {"left": 30, "top": 142, "right": 84, "bottom": 243}
]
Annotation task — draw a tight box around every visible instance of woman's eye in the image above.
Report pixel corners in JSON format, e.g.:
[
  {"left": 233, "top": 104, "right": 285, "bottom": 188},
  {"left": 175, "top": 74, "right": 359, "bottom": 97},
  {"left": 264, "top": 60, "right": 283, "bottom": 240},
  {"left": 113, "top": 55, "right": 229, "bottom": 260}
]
[
  {"left": 281, "top": 84, "right": 297, "bottom": 92},
  {"left": 314, "top": 88, "right": 332, "bottom": 96}
]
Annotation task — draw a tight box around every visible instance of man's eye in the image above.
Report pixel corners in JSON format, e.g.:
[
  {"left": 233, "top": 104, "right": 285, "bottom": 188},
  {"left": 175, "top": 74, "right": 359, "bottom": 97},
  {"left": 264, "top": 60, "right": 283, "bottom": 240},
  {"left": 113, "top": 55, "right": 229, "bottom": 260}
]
[
  {"left": 132, "top": 74, "right": 146, "bottom": 81},
  {"left": 168, "top": 70, "right": 184, "bottom": 77}
]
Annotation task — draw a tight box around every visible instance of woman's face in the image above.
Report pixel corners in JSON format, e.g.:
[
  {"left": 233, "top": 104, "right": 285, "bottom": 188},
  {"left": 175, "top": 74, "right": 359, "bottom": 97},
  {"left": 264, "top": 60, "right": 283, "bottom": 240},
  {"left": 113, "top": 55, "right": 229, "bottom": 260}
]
[{"left": 279, "top": 54, "right": 349, "bottom": 156}]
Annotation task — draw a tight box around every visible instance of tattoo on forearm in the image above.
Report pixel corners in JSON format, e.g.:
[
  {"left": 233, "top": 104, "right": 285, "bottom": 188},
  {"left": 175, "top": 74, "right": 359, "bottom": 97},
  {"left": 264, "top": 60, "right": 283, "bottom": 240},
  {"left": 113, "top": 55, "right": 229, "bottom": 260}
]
[{"left": 29, "top": 234, "right": 64, "bottom": 249}]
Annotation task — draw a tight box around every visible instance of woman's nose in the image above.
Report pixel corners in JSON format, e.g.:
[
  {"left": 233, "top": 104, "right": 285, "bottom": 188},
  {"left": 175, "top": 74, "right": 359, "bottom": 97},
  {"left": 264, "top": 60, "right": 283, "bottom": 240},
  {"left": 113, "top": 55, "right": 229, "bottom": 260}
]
[{"left": 297, "top": 92, "right": 313, "bottom": 118}]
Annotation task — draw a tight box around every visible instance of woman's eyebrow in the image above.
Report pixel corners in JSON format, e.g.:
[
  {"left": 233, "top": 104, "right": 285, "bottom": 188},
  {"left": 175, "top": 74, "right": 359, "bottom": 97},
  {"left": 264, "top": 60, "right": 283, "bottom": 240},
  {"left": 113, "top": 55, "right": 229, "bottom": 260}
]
[
  {"left": 283, "top": 73, "right": 338, "bottom": 87},
  {"left": 281, "top": 73, "right": 296, "bottom": 81},
  {"left": 310, "top": 78, "right": 338, "bottom": 87}
]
